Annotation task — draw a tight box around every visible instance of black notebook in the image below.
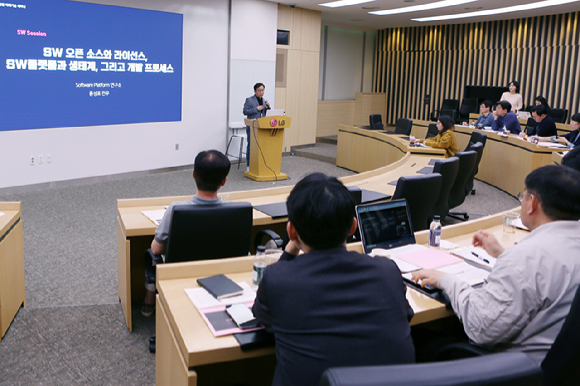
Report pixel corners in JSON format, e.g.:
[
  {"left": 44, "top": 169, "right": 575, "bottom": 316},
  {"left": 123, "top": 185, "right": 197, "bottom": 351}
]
[{"left": 197, "top": 274, "right": 244, "bottom": 300}]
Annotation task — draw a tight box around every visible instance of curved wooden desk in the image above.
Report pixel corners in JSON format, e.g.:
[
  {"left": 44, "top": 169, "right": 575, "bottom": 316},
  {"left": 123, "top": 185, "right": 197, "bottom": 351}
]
[
  {"left": 409, "top": 120, "right": 564, "bottom": 196},
  {"left": 336, "top": 124, "right": 446, "bottom": 172},
  {"left": 0, "top": 202, "right": 25, "bottom": 342},
  {"left": 117, "top": 152, "right": 447, "bottom": 331},
  {"left": 155, "top": 209, "right": 529, "bottom": 386}
]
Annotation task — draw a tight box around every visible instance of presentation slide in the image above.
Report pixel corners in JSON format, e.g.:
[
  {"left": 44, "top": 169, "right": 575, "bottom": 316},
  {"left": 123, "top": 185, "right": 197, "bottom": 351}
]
[{"left": 0, "top": 0, "right": 183, "bottom": 132}]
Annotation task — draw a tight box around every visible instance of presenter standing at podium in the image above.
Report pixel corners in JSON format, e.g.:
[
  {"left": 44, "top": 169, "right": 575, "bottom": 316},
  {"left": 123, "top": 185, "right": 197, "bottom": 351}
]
[{"left": 243, "top": 83, "right": 270, "bottom": 171}]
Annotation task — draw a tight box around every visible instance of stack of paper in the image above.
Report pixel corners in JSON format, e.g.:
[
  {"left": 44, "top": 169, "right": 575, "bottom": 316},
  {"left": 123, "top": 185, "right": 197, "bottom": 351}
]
[
  {"left": 141, "top": 209, "right": 166, "bottom": 226},
  {"left": 451, "top": 247, "right": 496, "bottom": 269}
]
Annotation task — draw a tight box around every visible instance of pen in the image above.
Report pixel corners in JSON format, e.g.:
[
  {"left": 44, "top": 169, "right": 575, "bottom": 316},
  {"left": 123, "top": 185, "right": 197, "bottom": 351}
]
[
  {"left": 471, "top": 251, "right": 490, "bottom": 264},
  {"left": 411, "top": 163, "right": 416, "bottom": 167}
]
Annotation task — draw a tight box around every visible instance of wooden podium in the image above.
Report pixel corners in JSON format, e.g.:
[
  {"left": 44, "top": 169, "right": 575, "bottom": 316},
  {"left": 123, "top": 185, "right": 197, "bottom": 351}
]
[{"left": 244, "top": 116, "right": 291, "bottom": 181}]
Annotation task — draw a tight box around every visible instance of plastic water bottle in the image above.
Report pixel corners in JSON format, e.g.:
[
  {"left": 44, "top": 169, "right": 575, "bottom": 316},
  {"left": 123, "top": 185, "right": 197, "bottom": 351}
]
[
  {"left": 252, "top": 245, "right": 267, "bottom": 290},
  {"left": 429, "top": 216, "right": 442, "bottom": 248}
]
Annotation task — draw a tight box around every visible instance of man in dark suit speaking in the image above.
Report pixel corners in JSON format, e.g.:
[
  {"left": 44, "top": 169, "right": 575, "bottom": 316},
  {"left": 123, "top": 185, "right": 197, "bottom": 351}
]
[
  {"left": 243, "top": 83, "right": 270, "bottom": 171},
  {"left": 252, "top": 173, "right": 415, "bottom": 386}
]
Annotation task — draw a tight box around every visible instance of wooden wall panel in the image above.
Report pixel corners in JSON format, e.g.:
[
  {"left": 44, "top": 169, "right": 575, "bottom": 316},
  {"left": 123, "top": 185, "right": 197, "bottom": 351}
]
[
  {"left": 375, "top": 12, "right": 580, "bottom": 124},
  {"left": 317, "top": 101, "right": 355, "bottom": 137},
  {"left": 276, "top": 5, "right": 321, "bottom": 151}
]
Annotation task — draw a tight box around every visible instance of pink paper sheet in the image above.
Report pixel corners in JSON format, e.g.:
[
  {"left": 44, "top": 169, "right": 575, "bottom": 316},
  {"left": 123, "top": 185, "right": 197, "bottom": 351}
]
[{"left": 398, "top": 248, "right": 462, "bottom": 269}]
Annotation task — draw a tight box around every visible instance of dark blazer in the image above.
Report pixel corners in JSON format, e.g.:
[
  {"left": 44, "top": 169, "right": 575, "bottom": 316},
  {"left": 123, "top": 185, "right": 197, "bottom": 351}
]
[
  {"left": 243, "top": 94, "right": 270, "bottom": 120},
  {"left": 530, "top": 115, "right": 557, "bottom": 137},
  {"left": 252, "top": 247, "right": 415, "bottom": 386},
  {"left": 564, "top": 130, "right": 580, "bottom": 147}
]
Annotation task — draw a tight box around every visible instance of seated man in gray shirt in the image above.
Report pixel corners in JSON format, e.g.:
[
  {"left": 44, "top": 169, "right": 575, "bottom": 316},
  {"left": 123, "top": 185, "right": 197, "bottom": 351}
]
[
  {"left": 142, "top": 150, "right": 231, "bottom": 317},
  {"left": 412, "top": 165, "right": 580, "bottom": 364}
]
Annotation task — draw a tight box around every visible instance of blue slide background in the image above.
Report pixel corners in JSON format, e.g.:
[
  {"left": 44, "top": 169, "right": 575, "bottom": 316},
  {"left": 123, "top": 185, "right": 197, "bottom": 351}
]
[{"left": 0, "top": 0, "right": 183, "bottom": 132}]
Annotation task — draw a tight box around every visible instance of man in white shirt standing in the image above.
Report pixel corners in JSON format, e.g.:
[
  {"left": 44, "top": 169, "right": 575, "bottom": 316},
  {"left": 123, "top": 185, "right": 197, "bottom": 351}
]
[{"left": 413, "top": 165, "right": 580, "bottom": 364}]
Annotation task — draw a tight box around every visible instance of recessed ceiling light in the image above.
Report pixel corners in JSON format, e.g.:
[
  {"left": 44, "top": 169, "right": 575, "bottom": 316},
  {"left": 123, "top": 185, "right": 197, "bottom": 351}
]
[
  {"left": 320, "top": 0, "right": 376, "bottom": 8},
  {"left": 412, "top": 0, "right": 580, "bottom": 21},
  {"left": 369, "top": 0, "right": 478, "bottom": 15}
]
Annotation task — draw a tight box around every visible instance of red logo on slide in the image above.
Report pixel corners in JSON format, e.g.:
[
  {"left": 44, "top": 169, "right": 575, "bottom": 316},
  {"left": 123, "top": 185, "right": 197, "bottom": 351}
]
[{"left": 270, "top": 118, "right": 278, "bottom": 127}]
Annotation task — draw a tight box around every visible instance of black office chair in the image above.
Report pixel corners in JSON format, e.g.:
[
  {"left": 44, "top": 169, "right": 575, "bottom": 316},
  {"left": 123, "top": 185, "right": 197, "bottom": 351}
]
[
  {"left": 523, "top": 117, "right": 538, "bottom": 136},
  {"left": 541, "top": 284, "right": 580, "bottom": 386},
  {"left": 319, "top": 352, "right": 543, "bottom": 386},
  {"left": 463, "top": 142, "right": 484, "bottom": 196},
  {"left": 440, "top": 109, "right": 457, "bottom": 121},
  {"left": 549, "top": 108, "right": 568, "bottom": 124},
  {"left": 465, "top": 131, "right": 487, "bottom": 150},
  {"left": 430, "top": 99, "right": 459, "bottom": 122},
  {"left": 369, "top": 114, "right": 384, "bottom": 130},
  {"left": 392, "top": 173, "right": 442, "bottom": 231},
  {"left": 447, "top": 150, "right": 477, "bottom": 221},
  {"left": 431, "top": 157, "right": 460, "bottom": 221},
  {"left": 163, "top": 203, "right": 252, "bottom": 263},
  {"left": 145, "top": 202, "right": 253, "bottom": 352},
  {"left": 458, "top": 98, "right": 479, "bottom": 123},
  {"left": 426, "top": 123, "right": 439, "bottom": 138},
  {"left": 393, "top": 118, "right": 413, "bottom": 135}
]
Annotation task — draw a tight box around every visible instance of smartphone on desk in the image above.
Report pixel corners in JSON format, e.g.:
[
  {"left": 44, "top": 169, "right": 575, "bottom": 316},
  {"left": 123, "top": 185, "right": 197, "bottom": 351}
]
[{"left": 226, "top": 304, "right": 260, "bottom": 329}]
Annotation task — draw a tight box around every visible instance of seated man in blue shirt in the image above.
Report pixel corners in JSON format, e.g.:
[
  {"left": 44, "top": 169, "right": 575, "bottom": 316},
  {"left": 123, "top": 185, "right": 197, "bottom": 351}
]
[
  {"left": 252, "top": 173, "right": 415, "bottom": 386},
  {"left": 492, "top": 100, "right": 521, "bottom": 134},
  {"left": 469, "top": 99, "right": 494, "bottom": 128},
  {"left": 142, "top": 150, "right": 231, "bottom": 317}
]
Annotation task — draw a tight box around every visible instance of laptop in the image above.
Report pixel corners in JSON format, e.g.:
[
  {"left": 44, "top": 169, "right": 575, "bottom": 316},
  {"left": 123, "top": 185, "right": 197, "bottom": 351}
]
[
  {"left": 266, "top": 109, "right": 285, "bottom": 116},
  {"left": 356, "top": 199, "right": 416, "bottom": 254},
  {"left": 517, "top": 111, "right": 531, "bottom": 120}
]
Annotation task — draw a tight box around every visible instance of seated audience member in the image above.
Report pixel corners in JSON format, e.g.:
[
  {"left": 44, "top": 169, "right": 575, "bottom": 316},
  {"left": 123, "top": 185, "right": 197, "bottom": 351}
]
[
  {"left": 500, "top": 80, "right": 523, "bottom": 112},
  {"left": 538, "top": 112, "right": 580, "bottom": 149},
  {"left": 412, "top": 115, "right": 459, "bottom": 158},
  {"left": 141, "top": 150, "right": 231, "bottom": 317},
  {"left": 562, "top": 146, "right": 580, "bottom": 171},
  {"left": 468, "top": 100, "right": 494, "bottom": 128},
  {"left": 412, "top": 165, "right": 580, "bottom": 365},
  {"left": 521, "top": 105, "right": 557, "bottom": 137},
  {"left": 492, "top": 100, "right": 521, "bottom": 134},
  {"left": 253, "top": 173, "right": 415, "bottom": 386},
  {"left": 534, "top": 96, "right": 550, "bottom": 109}
]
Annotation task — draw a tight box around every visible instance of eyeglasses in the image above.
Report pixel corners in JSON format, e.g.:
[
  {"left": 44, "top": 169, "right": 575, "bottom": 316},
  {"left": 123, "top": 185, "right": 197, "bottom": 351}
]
[{"left": 517, "top": 191, "right": 526, "bottom": 202}]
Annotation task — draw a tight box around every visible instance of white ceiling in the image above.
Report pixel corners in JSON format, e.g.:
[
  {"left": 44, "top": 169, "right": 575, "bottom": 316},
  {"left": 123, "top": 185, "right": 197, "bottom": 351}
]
[{"left": 266, "top": 0, "right": 580, "bottom": 30}]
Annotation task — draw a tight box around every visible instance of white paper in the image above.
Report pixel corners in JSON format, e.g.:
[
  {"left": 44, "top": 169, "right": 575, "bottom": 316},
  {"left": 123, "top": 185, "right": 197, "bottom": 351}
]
[
  {"left": 438, "top": 262, "right": 490, "bottom": 286},
  {"left": 370, "top": 245, "right": 428, "bottom": 273},
  {"left": 511, "top": 218, "right": 529, "bottom": 230},
  {"left": 185, "top": 281, "right": 256, "bottom": 310},
  {"left": 452, "top": 247, "right": 496, "bottom": 269},
  {"left": 0, "top": 212, "right": 4, "bottom": 217},
  {"left": 439, "top": 239, "right": 459, "bottom": 250},
  {"left": 142, "top": 209, "right": 166, "bottom": 226}
]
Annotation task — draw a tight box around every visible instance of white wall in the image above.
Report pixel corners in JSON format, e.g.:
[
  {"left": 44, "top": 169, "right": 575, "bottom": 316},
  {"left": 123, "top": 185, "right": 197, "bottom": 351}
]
[
  {"left": 319, "top": 26, "right": 376, "bottom": 101},
  {"left": 1, "top": 0, "right": 277, "bottom": 190},
  {"left": 229, "top": 0, "right": 277, "bottom": 126}
]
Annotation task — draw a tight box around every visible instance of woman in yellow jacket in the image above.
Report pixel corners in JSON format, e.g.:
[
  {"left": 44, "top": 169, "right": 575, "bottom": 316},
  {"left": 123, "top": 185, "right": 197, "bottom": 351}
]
[{"left": 413, "top": 115, "right": 459, "bottom": 158}]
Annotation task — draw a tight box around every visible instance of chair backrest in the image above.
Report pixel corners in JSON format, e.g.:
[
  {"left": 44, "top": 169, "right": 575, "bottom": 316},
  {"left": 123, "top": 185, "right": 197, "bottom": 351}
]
[
  {"left": 395, "top": 118, "right": 413, "bottom": 135},
  {"left": 319, "top": 352, "right": 542, "bottom": 386},
  {"left": 431, "top": 157, "right": 460, "bottom": 220},
  {"left": 441, "top": 99, "right": 459, "bottom": 111},
  {"left": 440, "top": 109, "right": 457, "bottom": 121},
  {"left": 541, "top": 284, "right": 580, "bottom": 386},
  {"left": 369, "top": 114, "right": 384, "bottom": 130},
  {"left": 392, "top": 173, "right": 442, "bottom": 231},
  {"left": 549, "top": 108, "right": 568, "bottom": 124},
  {"left": 458, "top": 98, "right": 479, "bottom": 121},
  {"left": 426, "top": 123, "right": 439, "bottom": 138},
  {"left": 164, "top": 202, "right": 253, "bottom": 263},
  {"left": 465, "top": 131, "right": 487, "bottom": 150},
  {"left": 448, "top": 150, "right": 477, "bottom": 210},
  {"left": 464, "top": 142, "right": 484, "bottom": 195}
]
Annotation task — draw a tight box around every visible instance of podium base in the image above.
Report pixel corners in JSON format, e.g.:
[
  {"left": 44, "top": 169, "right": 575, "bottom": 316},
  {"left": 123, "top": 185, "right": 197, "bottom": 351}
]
[{"left": 244, "top": 171, "right": 288, "bottom": 182}]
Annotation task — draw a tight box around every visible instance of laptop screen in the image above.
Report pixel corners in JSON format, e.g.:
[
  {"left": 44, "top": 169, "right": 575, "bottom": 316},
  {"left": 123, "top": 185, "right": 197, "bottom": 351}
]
[{"left": 356, "top": 199, "right": 416, "bottom": 253}]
